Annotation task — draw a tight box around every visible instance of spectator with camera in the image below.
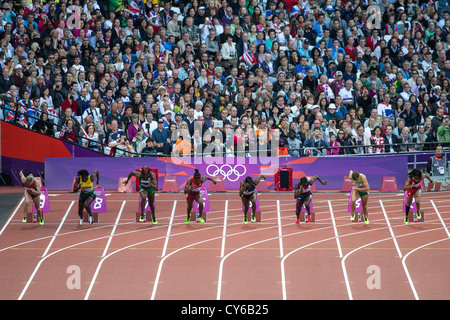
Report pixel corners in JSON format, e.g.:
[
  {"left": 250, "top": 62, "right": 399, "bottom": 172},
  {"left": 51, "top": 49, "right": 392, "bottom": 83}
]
[{"left": 437, "top": 115, "right": 450, "bottom": 146}]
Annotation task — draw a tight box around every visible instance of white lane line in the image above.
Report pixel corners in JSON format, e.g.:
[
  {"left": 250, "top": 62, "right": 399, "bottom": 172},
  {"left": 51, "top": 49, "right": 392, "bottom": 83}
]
[
  {"left": 220, "top": 200, "right": 228, "bottom": 258},
  {"left": 401, "top": 237, "right": 450, "bottom": 300},
  {"left": 277, "top": 200, "right": 284, "bottom": 258},
  {"left": 18, "top": 201, "right": 74, "bottom": 300},
  {"left": 161, "top": 200, "right": 177, "bottom": 258},
  {"left": 101, "top": 200, "right": 126, "bottom": 258},
  {"left": 328, "top": 200, "right": 343, "bottom": 259},
  {"left": 431, "top": 200, "right": 450, "bottom": 238},
  {"left": 379, "top": 199, "right": 403, "bottom": 258},
  {"left": 0, "top": 197, "right": 24, "bottom": 236}
]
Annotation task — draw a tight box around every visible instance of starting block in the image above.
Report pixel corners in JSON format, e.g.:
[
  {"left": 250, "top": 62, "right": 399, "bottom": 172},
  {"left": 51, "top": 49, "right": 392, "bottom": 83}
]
[
  {"left": 90, "top": 187, "right": 107, "bottom": 213},
  {"left": 256, "top": 179, "right": 269, "bottom": 192},
  {"left": 191, "top": 187, "right": 210, "bottom": 222},
  {"left": 136, "top": 194, "right": 156, "bottom": 222},
  {"left": 299, "top": 197, "right": 315, "bottom": 222},
  {"left": 82, "top": 186, "right": 107, "bottom": 223},
  {"left": 341, "top": 176, "right": 353, "bottom": 192},
  {"left": 380, "top": 176, "right": 398, "bottom": 192},
  {"left": 117, "top": 176, "right": 136, "bottom": 192},
  {"left": 209, "top": 176, "right": 225, "bottom": 192},
  {"left": 83, "top": 186, "right": 107, "bottom": 223},
  {"left": 348, "top": 188, "right": 365, "bottom": 223},
  {"left": 242, "top": 191, "right": 262, "bottom": 222},
  {"left": 162, "top": 176, "right": 178, "bottom": 192},
  {"left": 403, "top": 191, "right": 424, "bottom": 222},
  {"left": 427, "top": 181, "right": 442, "bottom": 192},
  {"left": 27, "top": 187, "right": 49, "bottom": 223}
]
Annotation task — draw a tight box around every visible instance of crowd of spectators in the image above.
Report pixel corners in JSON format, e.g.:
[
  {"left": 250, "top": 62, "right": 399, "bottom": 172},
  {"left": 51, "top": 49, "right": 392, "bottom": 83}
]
[{"left": 1, "top": 0, "right": 450, "bottom": 157}]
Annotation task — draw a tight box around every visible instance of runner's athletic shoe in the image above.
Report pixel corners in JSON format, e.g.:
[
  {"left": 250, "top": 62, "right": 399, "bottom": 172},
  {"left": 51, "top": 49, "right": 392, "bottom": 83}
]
[
  {"left": 78, "top": 218, "right": 83, "bottom": 226},
  {"left": 404, "top": 216, "right": 409, "bottom": 225},
  {"left": 198, "top": 217, "right": 205, "bottom": 223},
  {"left": 22, "top": 217, "right": 27, "bottom": 223},
  {"left": 243, "top": 216, "right": 248, "bottom": 224},
  {"left": 139, "top": 214, "right": 145, "bottom": 222},
  {"left": 152, "top": 216, "right": 158, "bottom": 225},
  {"left": 364, "top": 216, "right": 369, "bottom": 225},
  {"left": 416, "top": 211, "right": 422, "bottom": 220},
  {"left": 89, "top": 215, "right": 94, "bottom": 224},
  {"left": 39, "top": 218, "right": 44, "bottom": 226},
  {"left": 350, "top": 213, "right": 356, "bottom": 221},
  {"left": 185, "top": 214, "right": 191, "bottom": 224},
  {"left": 295, "top": 218, "right": 300, "bottom": 225},
  {"left": 307, "top": 215, "right": 312, "bottom": 222},
  {"left": 251, "top": 215, "right": 256, "bottom": 222}
]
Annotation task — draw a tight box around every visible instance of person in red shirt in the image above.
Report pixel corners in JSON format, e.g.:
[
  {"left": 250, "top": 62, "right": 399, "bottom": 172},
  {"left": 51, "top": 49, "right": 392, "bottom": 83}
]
[
  {"left": 184, "top": 169, "right": 217, "bottom": 224},
  {"left": 403, "top": 169, "right": 433, "bottom": 224},
  {"left": 344, "top": 36, "right": 357, "bottom": 61},
  {"left": 19, "top": 171, "right": 44, "bottom": 225}
]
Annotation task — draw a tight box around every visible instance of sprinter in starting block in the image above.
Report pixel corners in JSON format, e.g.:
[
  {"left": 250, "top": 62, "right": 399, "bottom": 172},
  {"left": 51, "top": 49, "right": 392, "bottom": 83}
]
[
  {"left": 239, "top": 175, "right": 267, "bottom": 224},
  {"left": 19, "top": 171, "right": 44, "bottom": 225},
  {"left": 124, "top": 166, "right": 158, "bottom": 224},
  {"left": 184, "top": 169, "right": 217, "bottom": 224},
  {"left": 403, "top": 169, "right": 433, "bottom": 224},
  {"left": 294, "top": 175, "right": 327, "bottom": 224},
  {"left": 349, "top": 170, "right": 370, "bottom": 225},
  {"left": 73, "top": 169, "right": 99, "bottom": 225}
]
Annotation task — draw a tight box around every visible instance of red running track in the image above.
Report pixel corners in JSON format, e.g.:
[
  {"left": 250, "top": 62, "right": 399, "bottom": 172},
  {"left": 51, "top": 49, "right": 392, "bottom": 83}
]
[{"left": 0, "top": 191, "right": 449, "bottom": 300}]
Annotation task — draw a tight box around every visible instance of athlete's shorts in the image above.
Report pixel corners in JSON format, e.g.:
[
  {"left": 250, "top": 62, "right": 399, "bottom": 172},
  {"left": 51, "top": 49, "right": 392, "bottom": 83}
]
[
  {"left": 139, "top": 185, "right": 156, "bottom": 194},
  {"left": 242, "top": 192, "right": 255, "bottom": 200},
  {"left": 186, "top": 192, "right": 200, "bottom": 201},
  {"left": 357, "top": 191, "right": 369, "bottom": 197},
  {"left": 297, "top": 193, "right": 312, "bottom": 202},
  {"left": 406, "top": 186, "right": 421, "bottom": 197},
  {"left": 80, "top": 189, "right": 96, "bottom": 203}
]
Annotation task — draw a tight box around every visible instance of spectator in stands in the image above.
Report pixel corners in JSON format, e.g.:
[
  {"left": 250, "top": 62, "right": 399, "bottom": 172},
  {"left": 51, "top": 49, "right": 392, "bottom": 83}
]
[
  {"left": 398, "top": 126, "right": 414, "bottom": 152},
  {"left": 32, "top": 112, "right": 54, "bottom": 137},
  {"left": 57, "top": 107, "right": 81, "bottom": 137},
  {"left": 59, "top": 118, "right": 78, "bottom": 145},
  {"left": 1, "top": 0, "right": 448, "bottom": 159},
  {"left": 141, "top": 137, "right": 158, "bottom": 157},
  {"left": 152, "top": 118, "right": 172, "bottom": 155},
  {"left": 287, "top": 130, "right": 302, "bottom": 157},
  {"left": 81, "top": 123, "right": 101, "bottom": 152},
  {"left": 61, "top": 92, "right": 80, "bottom": 116},
  {"left": 438, "top": 115, "right": 450, "bottom": 146},
  {"left": 127, "top": 113, "right": 143, "bottom": 142}
]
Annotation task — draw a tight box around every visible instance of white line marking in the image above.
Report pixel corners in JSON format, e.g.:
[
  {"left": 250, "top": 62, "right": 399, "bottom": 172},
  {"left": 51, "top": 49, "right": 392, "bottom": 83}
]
[
  {"left": 0, "top": 197, "right": 24, "bottom": 235},
  {"left": 220, "top": 200, "right": 228, "bottom": 258},
  {"left": 328, "top": 201, "right": 343, "bottom": 259},
  {"left": 18, "top": 201, "right": 74, "bottom": 300},
  {"left": 101, "top": 200, "right": 126, "bottom": 258},
  {"left": 401, "top": 238, "right": 450, "bottom": 300},
  {"left": 277, "top": 200, "right": 284, "bottom": 258},
  {"left": 431, "top": 200, "right": 450, "bottom": 238},
  {"left": 161, "top": 200, "right": 177, "bottom": 258},
  {"left": 379, "top": 200, "right": 402, "bottom": 258}
]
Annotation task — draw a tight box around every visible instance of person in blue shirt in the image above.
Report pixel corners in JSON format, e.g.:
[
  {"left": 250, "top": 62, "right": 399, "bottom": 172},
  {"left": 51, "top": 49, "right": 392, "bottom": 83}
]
[
  {"left": 23, "top": 13, "right": 39, "bottom": 31},
  {"left": 312, "top": 13, "right": 328, "bottom": 40},
  {"left": 151, "top": 118, "right": 172, "bottom": 155},
  {"left": 298, "top": 39, "right": 311, "bottom": 60},
  {"left": 164, "top": 35, "right": 177, "bottom": 51},
  {"left": 331, "top": 39, "right": 345, "bottom": 61},
  {"left": 296, "top": 55, "right": 312, "bottom": 80}
]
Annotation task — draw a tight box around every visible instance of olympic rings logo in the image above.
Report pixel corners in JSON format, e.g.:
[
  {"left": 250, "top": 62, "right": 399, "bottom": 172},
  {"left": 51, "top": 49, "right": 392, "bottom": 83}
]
[{"left": 206, "top": 164, "right": 247, "bottom": 182}]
